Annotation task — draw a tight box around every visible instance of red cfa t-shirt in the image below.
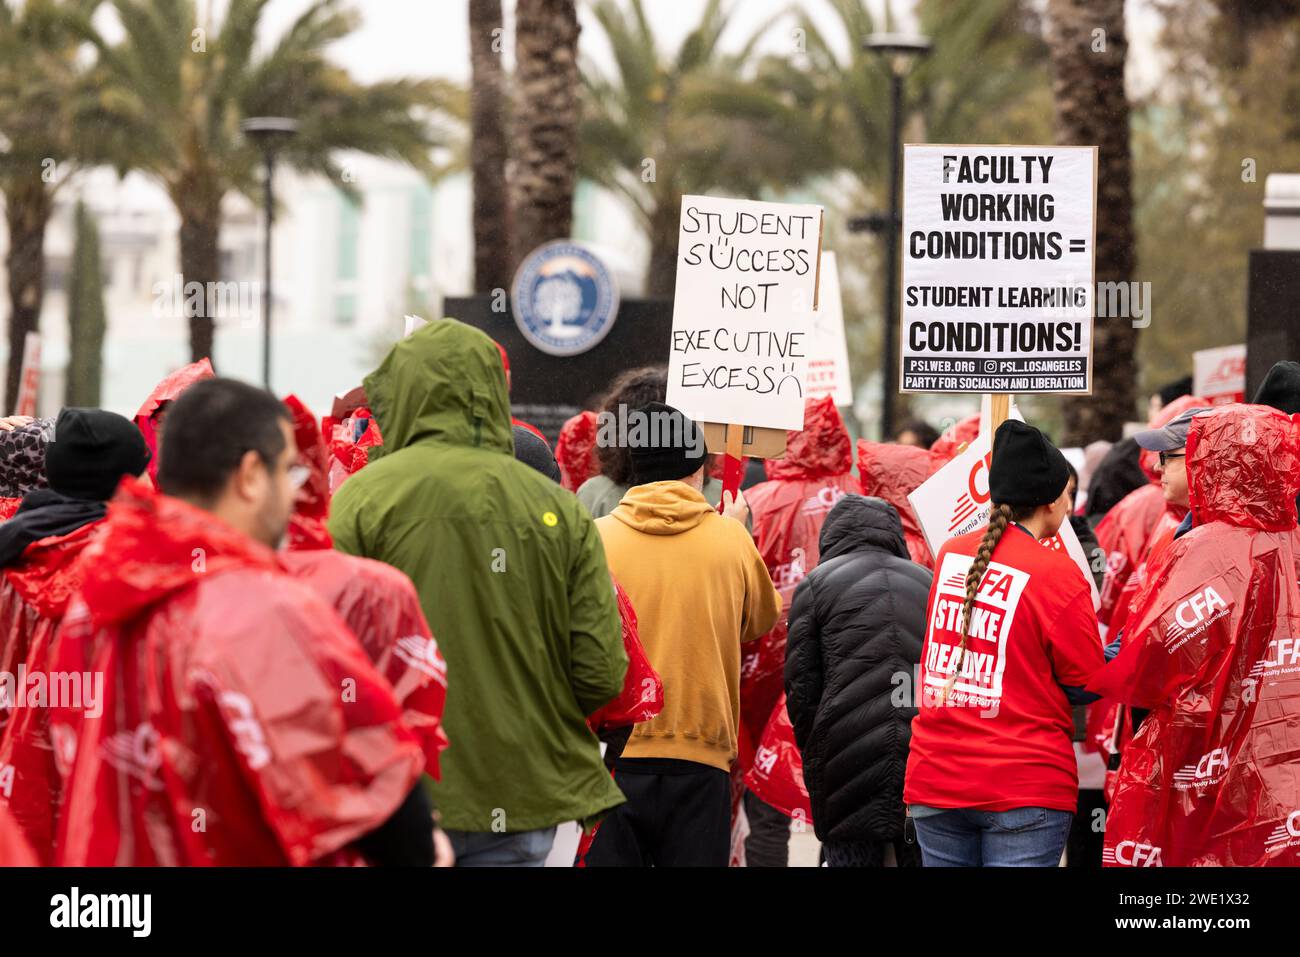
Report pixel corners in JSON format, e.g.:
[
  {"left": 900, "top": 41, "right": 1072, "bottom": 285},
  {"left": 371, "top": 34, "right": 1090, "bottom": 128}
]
[{"left": 904, "top": 524, "right": 1105, "bottom": 812}]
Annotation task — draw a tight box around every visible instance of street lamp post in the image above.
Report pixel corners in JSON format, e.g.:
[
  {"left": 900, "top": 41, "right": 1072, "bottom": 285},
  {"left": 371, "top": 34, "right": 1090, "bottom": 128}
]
[
  {"left": 863, "top": 33, "right": 930, "bottom": 441},
  {"left": 240, "top": 117, "right": 299, "bottom": 390}
]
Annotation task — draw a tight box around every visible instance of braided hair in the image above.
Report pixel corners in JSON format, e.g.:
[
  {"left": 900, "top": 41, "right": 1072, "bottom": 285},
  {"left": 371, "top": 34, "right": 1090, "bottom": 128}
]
[{"left": 941, "top": 501, "right": 1036, "bottom": 702}]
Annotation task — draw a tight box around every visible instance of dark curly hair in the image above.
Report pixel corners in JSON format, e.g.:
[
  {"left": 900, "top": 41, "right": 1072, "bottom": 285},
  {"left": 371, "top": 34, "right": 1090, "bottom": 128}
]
[{"left": 595, "top": 365, "right": 668, "bottom": 485}]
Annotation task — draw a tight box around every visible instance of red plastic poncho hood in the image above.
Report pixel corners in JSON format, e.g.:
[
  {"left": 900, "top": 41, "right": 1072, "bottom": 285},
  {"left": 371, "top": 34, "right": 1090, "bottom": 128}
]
[
  {"left": 1187, "top": 403, "right": 1300, "bottom": 530},
  {"left": 284, "top": 394, "right": 333, "bottom": 550},
  {"left": 133, "top": 358, "right": 215, "bottom": 481},
  {"left": 930, "top": 413, "right": 980, "bottom": 463},
  {"left": 856, "top": 440, "right": 940, "bottom": 568},
  {"left": 557, "top": 411, "right": 600, "bottom": 493},
  {"left": 80, "top": 477, "right": 280, "bottom": 629},
  {"left": 1140, "top": 394, "right": 1210, "bottom": 483},
  {"left": 765, "top": 397, "right": 853, "bottom": 482}
]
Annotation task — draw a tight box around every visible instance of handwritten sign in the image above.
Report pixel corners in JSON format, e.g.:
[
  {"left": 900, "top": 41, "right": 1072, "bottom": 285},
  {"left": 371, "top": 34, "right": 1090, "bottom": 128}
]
[{"left": 666, "top": 195, "right": 824, "bottom": 431}]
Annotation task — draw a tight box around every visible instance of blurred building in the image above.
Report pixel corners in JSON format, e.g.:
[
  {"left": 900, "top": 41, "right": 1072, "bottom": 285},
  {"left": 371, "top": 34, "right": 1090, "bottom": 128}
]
[{"left": 5, "top": 154, "right": 647, "bottom": 419}]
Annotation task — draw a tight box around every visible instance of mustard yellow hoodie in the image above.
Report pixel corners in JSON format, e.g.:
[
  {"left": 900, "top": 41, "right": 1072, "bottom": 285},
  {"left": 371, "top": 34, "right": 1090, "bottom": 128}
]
[{"left": 596, "top": 481, "right": 782, "bottom": 771}]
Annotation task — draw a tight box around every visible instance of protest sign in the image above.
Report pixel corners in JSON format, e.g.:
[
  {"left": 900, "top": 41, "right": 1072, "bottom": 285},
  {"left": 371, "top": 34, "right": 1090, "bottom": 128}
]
[
  {"left": 908, "top": 416, "right": 1100, "bottom": 609},
  {"left": 1193, "top": 344, "right": 1246, "bottom": 406},
  {"left": 901, "top": 145, "right": 1097, "bottom": 395},
  {"left": 666, "top": 194, "right": 824, "bottom": 437},
  {"left": 804, "top": 252, "right": 853, "bottom": 406}
]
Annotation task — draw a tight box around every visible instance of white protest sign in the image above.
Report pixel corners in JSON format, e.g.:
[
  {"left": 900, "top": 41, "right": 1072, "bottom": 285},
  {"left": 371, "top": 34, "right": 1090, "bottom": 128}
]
[
  {"left": 901, "top": 144, "right": 1097, "bottom": 394},
  {"left": 1193, "top": 344, "right": 1246, "bottom": 406},
  {"left": 666, "top": 195, "right": 824, "bottom": 431},
  {"left": 804, "top": 252, "right": 853, "bottom": 406},
  {"left": 908, "top": 419, "right": 1099, "bottom": 609}
]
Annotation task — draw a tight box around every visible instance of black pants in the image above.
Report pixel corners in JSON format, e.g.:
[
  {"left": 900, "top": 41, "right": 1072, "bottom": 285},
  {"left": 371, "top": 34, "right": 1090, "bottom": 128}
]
[
  {"left": 822, "top": 836, "right": 923, "bottom": 867},
  {"left": 743, "top": 790, "right": 790, "bottom": 867},
  {"left": 585, "top": 758, "right": 730, "bottom": 867}
]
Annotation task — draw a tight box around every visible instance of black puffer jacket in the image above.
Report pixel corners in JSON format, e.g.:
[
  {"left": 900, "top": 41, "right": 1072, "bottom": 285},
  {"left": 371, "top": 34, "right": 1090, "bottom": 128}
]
[{"left": 784, "top": 494, "right": 932, "bottom": 844}]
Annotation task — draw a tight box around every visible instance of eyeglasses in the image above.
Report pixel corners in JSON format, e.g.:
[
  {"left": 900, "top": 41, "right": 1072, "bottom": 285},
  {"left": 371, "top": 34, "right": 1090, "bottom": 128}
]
[
  {"left": 1158, "top": 451, "right": 1185, "bottom": 468},
  {"left": 288, "top": 465, "right": 312, "bottom": 490}
]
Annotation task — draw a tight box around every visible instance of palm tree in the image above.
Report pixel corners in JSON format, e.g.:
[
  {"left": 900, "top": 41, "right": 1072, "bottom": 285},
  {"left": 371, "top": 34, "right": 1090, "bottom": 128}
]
[
  {"left": 760, "top": 0, "right": 1053, "bottom": 216},
  {"left": 581, "top": 0, "right": 831, "bottom": 298},
  {"left": 0, "top": 0, "right": 107, "bottom": 412},
  {"left": 470, "top": 0, "right": 511, "bottom": 293},
  {"left": 78, "top": 0, "right": 460, "bottom": 364},
  {"left": 511, "top": 0, "right": 582, "bottom": 273},
  {"left": 1047, "top": 0, "right": 1136, "bottom": 443}
]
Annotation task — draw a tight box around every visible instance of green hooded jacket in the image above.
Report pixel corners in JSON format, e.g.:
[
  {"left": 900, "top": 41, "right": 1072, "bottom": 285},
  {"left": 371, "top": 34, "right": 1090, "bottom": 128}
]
[{"left": 329, "top": 319, "right": 627, "bottom": 832}]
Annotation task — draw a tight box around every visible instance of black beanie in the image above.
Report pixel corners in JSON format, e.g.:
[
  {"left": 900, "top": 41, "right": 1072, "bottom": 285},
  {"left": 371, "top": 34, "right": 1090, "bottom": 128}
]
[
  {"left": 989, "top": 420, "right": 1070, "bottom": 506},
  {"left": 512, "top": 425, "right": 561, "bottom": 483},
  {"left": 628, "top": 402, "right": 708, "bottom": 484},
  {"left": 1253, "top": 360, "right": 1300, "bottom": 415},
  {"left": 45, "top": 408, "right": 151, "bottom": 501}
]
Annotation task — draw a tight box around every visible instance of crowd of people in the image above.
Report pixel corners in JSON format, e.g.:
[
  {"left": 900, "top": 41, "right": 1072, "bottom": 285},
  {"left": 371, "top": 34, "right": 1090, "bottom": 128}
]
[{"left": 0, "top": 316, "right": 1297, "bottom": 868}]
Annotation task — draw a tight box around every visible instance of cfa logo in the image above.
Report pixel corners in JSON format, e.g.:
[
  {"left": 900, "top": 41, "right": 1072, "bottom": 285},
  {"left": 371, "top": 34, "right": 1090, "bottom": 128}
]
[
  {"left": 1263, "top": 638, "right": 1300, "bottom": 669},
  {"left": 1173, "top": 747, "right": 1232, "bottom": 788},
  {"left": 802, "top": 486, "right": 846, "bottom": 515},
  {"left": 1175, "top": 586, "right": 1228, "bottom": 630},
  {"left": 1104, "top": 840, "right": 1163, "bottom": 867},
  {"left": 754, "top": 746, "right": 778, "bottom": 775},
  {"left": 1265, "top": 810, "right": 1300, "bottom": 848}
]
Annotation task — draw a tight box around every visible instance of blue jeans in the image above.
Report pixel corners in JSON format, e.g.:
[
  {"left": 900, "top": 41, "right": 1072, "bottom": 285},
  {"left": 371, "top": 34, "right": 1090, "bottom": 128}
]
[
  {"left": 445, "top": 827, "right": 557, "bottom": 867},
  {"left": 912, "top": 807, "right": 1072, "bottom": 867}
]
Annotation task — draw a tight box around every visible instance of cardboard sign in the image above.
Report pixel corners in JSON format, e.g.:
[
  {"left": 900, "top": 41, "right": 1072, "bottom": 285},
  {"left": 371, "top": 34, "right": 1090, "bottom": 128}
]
[
  {"left": 666, "top": 195, "right": 824, "bottom": 435},
  {"left": 1193, "top": 344, "right": 1246, "bottom": 406},
  {"left": 908, "top": 420, "right": 1100, "bottom": 610},
  {"left": 804, "top": 252, "right": 854, "bottom": 406},
  {"left": 901, "top": 145, "right": 1097, "bottom": 395}
]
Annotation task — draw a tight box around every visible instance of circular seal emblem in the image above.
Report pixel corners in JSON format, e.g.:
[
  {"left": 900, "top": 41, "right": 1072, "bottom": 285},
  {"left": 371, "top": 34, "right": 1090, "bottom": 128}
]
[{"left": 511, "top": 240, "right": 620, "bottom": 356}]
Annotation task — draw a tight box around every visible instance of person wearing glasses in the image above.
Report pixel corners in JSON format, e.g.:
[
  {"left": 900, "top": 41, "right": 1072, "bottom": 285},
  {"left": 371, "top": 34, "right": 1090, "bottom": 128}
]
[{"left": 1133, "top": 406, "right": 1212, "bottom": 564}]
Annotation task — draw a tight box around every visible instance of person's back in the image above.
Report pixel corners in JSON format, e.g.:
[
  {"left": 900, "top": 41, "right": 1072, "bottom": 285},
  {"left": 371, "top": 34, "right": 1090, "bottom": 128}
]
[
  {"left": 0, "top": 408, "right": 151, "bottom": 860},
  {"left": 52, "top": 487, "right": 423, "bottom": 865},
  {"left": 329, "top": 319, "right": 627, "bottom": 863},
  {"left": 784, "top": 495, "right": 931, "bottom": 863},
  {"left": 1090, "top": 404, "right": 1300, "bottom": 866},
  {"left": 52, "top": 379, "right": 430, "bottom": 867},
  {"left": 588, "top": 402, "right": 780, "bottom": 866}
]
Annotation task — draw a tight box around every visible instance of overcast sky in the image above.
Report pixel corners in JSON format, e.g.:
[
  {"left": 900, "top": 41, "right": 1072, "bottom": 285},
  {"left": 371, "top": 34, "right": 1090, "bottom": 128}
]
[{"left": 246, "top": 0, "right": 1166, "bottom": 94}]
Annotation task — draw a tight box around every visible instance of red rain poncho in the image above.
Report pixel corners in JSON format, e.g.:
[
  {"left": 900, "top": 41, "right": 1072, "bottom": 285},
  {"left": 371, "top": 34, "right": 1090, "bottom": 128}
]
[
  {"left": 133, "top": 358, "right": 215, "bottom": 482},
  {"left": 49, "top": 479, "right": 424, "bottom": 866},
  {"left": 856, "top": 440, "right": 940, "bottom": 569},
  {"left": 744, "top": 694, "right": 812, "bottom": 823},
  {"left": 0, "top": 522, "right": 101, "bottom": 861},
  {"left": 556, "top": 411, "right": 600, "bottom": 493},
  {"left": 323, "top": 406, "right": 383, "bottom": 495},
  {"left": 574, "top": 579, "right": 664, "bottom": 867},
  {"left": 929, "top": 413, "right": 980, "bottom": 463},
  {"left": 1089, "top": 404, "right": 1300, "bottom": 866},
  {"left": 741, "top": 397, "right": 862, "bottom": 778},
  {"left": 282, "top": 394, "right": 450, "bottom": 777},
  {"left": 586, "top": 579, "right": 663, "bottom": 733},
  {"left": 0, "top": 499, "right": 20, "bottom": 522},
  {"left": 1087, "top": 395, "right": 1207, "bottom": 756},
  {"left": 0, "top": 804, "right": 35, "bottom": 865}
]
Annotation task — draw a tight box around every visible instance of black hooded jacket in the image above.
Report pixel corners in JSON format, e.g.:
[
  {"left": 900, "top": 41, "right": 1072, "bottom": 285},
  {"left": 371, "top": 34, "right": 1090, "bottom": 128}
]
[{"left": 784, "top": 494, "right": 932, "bottom": 844}]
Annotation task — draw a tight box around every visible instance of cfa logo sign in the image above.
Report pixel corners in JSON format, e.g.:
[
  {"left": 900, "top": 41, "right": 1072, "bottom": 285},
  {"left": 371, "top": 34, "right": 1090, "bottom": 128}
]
[
  {"left": 1265, "top": 810, "right": 1300, "bottom": 849},
  {"left": 948, "top": 451, "right": 993, "bottom": 532},
  {"left": 1103, "top": 840, "right": 1163, "bottom": 867},
  {"left": 1175, "top": 586, "right": 1228, "bottom": 630}
]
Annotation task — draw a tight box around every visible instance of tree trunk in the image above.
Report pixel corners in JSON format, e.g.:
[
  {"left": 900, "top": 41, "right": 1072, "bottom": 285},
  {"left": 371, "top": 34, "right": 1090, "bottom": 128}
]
[
  {"left": 646, "top": 201, "right": 680, "bottom": 299},
  {"left": 510, "top": 0, "right": 581, "bottom": 272},
  {"left": 4, "top": 177, "right": 52, "bottom": 414},
  {"left": 470, "top": 0, "right": 513, "bottom": 293},
  {"left": 1047, "top": 0, "right": 1137, "bottom": 444},
  {"left": 67, "top": 202, "right": 107, "bottom": 408},
  {"left": 177, "top": 192, "right": 223, "bottom": 366}
]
